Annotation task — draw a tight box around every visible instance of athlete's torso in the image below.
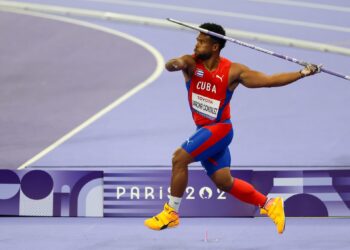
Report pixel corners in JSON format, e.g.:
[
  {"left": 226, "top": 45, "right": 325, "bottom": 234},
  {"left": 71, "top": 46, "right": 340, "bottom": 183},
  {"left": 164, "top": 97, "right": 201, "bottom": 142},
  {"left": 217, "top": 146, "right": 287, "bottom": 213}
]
[{"left": 186, "top": 56, "right": 233, "bottom": 126}]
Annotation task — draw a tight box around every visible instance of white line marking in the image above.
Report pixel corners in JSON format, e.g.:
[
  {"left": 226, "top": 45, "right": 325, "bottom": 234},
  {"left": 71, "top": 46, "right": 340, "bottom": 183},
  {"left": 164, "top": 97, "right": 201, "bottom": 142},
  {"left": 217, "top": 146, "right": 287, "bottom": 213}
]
[
  {"left": 0, "top": 8, "right": 164, "bottom": 170},
  {"left": 1, "top": 1, "right": 350, "bottom": 56},
  {"left": 247, "top": 0, "right": 350, "bottom": 13},
  {"left": 274, "top": 177, "right": 333, "bottom": 186},
  {"left": 88, "top": 0, "right": 350, "bottom": 33},
  {"left": 274, "top": 178, "right": 304, "bottom": 186}
]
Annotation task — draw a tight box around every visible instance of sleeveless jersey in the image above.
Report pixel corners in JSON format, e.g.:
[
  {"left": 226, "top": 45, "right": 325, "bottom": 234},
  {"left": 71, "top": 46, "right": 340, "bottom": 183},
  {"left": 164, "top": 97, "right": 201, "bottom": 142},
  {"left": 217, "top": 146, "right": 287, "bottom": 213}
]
[{"left": 186, "top": 57, "right": 233, "bottom": 126}]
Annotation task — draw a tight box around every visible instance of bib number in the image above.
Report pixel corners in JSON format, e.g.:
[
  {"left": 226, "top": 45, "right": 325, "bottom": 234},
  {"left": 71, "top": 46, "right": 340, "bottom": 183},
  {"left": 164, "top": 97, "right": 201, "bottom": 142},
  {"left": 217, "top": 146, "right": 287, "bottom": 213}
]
[{"left": 192, "top": 93, "right": 220, "bottom": 120}]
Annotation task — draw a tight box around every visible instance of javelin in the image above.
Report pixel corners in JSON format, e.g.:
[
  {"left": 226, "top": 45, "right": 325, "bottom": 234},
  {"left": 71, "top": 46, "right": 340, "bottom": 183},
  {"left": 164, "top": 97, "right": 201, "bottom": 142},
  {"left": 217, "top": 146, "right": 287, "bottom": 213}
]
[{"left": 167, "top": 18, "right": 350, "bottom": 81}]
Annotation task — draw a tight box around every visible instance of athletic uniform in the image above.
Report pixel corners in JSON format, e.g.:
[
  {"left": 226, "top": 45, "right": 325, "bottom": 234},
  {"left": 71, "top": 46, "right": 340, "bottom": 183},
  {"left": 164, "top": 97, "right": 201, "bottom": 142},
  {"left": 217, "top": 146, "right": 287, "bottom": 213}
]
[
  {"left": 145, "top": 55, "right": 285, "bottom": 234},
  {"left": 181, "top": 56, "right": 234, "bottom": 176},
  {"left": 145, "top": 53, "right": 286, "bottom": 234}
]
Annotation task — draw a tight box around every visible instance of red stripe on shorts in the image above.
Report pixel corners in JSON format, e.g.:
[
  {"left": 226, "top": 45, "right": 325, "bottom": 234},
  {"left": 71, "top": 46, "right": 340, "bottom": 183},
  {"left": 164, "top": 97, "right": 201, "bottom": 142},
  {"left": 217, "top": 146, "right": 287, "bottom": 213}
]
[{"left": 191, "top": 123, "right": 231, "bottom": 158}]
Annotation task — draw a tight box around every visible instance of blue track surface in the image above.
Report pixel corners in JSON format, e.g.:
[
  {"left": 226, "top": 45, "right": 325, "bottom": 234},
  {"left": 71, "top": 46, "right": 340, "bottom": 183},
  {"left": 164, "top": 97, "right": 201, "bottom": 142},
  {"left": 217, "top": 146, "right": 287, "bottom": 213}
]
[
  {"left": 1, "top": 217, "right": 350, "bottom": 250},
  {"left": 11, "top": 0, "right": 348, "bottom": 168},
  {"left": 1, "top": 0, "right": 350, "bottom": 168}
]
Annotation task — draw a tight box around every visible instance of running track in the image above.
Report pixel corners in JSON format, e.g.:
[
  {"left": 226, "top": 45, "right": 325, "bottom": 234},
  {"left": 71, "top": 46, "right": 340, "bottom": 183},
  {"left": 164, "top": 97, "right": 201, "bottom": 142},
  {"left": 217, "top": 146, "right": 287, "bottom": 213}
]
[{"left": 1, "top": 0, "right": 349, "bottom": 169}]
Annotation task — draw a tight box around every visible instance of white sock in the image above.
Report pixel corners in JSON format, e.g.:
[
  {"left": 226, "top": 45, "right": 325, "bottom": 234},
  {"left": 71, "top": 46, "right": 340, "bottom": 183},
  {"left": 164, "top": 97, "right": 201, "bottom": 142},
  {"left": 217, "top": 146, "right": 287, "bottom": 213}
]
[{"left": 168, "top": 195, "right": 182, "bottom": 212}]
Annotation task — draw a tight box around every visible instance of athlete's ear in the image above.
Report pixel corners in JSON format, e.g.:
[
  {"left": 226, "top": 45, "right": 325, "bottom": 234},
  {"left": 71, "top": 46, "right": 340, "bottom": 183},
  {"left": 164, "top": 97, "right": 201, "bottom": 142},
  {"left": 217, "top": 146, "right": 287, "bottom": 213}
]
[{"left": 212, "top": 43, "right": 220, "bottom": 52}]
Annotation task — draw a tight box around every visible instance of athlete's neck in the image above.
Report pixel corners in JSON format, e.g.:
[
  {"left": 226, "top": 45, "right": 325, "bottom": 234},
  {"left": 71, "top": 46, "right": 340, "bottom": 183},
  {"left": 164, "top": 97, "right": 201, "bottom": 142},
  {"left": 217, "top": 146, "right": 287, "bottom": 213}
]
[{"left": 203, "top": 55, "right": 220, "bottom": 72}]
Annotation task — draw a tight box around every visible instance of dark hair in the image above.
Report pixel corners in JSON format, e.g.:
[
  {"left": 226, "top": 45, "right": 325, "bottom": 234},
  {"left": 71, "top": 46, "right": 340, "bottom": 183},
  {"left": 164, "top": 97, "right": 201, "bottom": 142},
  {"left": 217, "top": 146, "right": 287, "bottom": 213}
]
[{"left": 199, "top": 23, "right": 226, "bottom": 50}]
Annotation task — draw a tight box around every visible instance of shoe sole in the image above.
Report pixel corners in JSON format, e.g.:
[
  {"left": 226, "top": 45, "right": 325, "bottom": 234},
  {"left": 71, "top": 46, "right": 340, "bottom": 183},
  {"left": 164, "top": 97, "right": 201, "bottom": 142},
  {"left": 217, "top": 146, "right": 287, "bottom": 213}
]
[
  {"left": 145, "top": 219, "right": 179, "bottom": 231},
  {"left": 160, "top": 220, "right": 179, "bottom": 230}
]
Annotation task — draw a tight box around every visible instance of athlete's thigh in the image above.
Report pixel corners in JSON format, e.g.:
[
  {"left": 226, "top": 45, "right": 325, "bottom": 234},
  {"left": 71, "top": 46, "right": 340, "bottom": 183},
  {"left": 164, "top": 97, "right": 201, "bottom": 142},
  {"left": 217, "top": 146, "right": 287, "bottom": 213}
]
[
  {"left": 201, "top": 147, "right": 231, "bottom": 176},
  {"left": 181, "top": 121, "right": 233, "bottom": 162}
]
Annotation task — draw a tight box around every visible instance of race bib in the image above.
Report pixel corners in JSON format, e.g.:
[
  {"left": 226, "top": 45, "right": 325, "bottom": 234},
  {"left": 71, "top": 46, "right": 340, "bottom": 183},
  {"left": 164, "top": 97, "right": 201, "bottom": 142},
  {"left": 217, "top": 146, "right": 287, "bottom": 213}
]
[{"left": 192, "top": 93, "right": 220, "bottom": 120}]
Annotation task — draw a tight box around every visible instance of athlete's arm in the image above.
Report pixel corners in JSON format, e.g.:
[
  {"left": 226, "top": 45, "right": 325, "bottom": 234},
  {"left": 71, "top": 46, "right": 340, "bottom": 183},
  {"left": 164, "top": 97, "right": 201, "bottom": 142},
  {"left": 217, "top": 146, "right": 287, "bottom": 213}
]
[
  {"left": 165, "top": 55, "right": 196, "bottom": 81},
  {"left": 229, "top": 63, "right": 321, "bottom": 88}
]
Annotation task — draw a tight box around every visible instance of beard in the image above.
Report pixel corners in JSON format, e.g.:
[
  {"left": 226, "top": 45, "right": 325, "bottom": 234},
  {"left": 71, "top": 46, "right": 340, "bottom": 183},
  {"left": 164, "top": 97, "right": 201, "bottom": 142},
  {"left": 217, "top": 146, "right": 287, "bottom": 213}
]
[{"left": 195, "top": 51, "right": 212, "bottom": 60}]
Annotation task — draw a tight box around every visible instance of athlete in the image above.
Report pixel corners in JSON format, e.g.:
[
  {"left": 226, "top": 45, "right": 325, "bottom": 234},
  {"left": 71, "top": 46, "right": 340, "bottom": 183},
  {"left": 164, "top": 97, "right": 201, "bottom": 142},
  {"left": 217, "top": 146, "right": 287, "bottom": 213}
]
[{"left": 144, "top": 23, "right": 321, "bottom": 234}]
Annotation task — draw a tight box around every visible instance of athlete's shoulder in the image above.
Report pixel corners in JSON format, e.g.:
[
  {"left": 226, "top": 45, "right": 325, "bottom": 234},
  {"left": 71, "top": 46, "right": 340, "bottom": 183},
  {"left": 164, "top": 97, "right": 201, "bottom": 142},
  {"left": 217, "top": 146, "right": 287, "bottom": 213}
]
[
  {"left": 220, "top": 56, "right": 233, "bottom": 65},
  {"left": 180, "top": 54, "right": 197, "bottom": 66},
  {"left": 220, "top": 56, "right": 232, "bottom": 63},
  {"left": 230, "top": 62, "right": 250, "bottom": 73},
  {"left": 228, "top": 62, "right": 250, "bottom": 84}
]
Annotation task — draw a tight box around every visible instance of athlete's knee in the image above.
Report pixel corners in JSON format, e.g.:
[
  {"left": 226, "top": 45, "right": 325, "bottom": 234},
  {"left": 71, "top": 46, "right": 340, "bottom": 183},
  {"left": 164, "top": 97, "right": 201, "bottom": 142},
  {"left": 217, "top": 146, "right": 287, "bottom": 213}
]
[
  {"left": 172, "top": 148, "right": 182, "bottom": 166},
  {"left": 172, "top": 148, "right": 192, "bottom": 167},
  {"left": 215, "top": 182, "right": 232, "bottom": 192},
  {"left": 214, "top": 176, "right": 233, "bottom": 192},
  {"left": 210, "top": 168, "right": 233, "bottom": 192}
]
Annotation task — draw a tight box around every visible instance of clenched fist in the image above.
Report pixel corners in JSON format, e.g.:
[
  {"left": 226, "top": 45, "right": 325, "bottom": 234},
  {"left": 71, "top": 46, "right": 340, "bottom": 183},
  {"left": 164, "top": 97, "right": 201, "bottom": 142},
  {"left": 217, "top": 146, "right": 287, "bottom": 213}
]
[{"left": 300, "top": 64, "right": 322, "bottom": 77}]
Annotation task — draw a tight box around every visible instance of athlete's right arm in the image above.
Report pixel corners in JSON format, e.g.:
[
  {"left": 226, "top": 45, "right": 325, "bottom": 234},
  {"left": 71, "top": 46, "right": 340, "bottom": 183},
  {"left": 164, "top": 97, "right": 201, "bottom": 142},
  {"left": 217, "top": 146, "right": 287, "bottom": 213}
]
[
  {"left": 165, "top": 55, "right": 196, "bottom": 81},
  {"left": 165, "top": 55, "right": 194, "bottom": 71}
]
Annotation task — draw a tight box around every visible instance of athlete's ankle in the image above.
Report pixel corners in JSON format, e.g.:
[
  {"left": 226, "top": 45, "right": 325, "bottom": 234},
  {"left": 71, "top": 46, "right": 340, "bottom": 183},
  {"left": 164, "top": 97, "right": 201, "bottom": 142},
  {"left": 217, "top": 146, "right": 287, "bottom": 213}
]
[
  {"left": 263, "top": 198, "right": 274, "bottom": 210},
  {"left": 168, "top": 195, "right": 182, "bottom": 212}
]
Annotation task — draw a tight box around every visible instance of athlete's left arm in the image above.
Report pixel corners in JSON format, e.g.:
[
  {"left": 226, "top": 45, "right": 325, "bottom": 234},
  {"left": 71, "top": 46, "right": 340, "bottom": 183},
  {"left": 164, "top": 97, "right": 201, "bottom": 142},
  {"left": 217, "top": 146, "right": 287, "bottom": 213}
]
[{"left": 230, "top": 63, "right": 321, "bottom": 88}]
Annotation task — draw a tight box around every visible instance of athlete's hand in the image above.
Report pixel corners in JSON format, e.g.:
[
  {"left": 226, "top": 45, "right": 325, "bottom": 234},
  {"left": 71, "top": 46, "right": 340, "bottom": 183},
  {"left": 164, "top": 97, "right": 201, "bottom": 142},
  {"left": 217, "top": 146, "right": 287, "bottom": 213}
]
[{"left": 300, "top": 63, "right": 322, "bottom": 77}]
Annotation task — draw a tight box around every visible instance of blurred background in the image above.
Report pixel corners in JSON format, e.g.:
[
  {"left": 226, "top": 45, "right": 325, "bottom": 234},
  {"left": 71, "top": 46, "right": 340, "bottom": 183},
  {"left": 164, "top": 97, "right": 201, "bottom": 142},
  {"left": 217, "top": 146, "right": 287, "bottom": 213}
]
[{"left": 1, "top": 0, "right": 349, "bottom": 170}]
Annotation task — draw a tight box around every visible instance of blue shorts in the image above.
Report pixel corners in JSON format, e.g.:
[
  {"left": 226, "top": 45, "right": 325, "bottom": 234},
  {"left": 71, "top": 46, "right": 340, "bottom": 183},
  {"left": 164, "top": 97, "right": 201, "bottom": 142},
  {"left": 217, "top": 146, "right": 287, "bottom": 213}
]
[{"left": 181, "top": 120, "right": 234, "bottom": 176}]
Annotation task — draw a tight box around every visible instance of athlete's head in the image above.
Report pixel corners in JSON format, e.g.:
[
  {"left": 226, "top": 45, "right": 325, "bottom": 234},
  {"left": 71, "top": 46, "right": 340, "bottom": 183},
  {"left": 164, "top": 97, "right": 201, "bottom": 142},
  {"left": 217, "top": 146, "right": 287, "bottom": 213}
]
[{"left": 194, "top": 23, "right": 226, "bottom": 60}]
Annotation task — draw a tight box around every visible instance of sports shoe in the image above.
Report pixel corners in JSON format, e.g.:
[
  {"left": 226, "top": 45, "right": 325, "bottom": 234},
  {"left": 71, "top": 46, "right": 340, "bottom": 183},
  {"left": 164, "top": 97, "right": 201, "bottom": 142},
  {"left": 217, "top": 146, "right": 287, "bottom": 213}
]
[
  {"left": 260, "top": 197, "right": 286, "bottom": 234},
  {"left": 144, "top": 203, "right": 180, "bottom": 230}
]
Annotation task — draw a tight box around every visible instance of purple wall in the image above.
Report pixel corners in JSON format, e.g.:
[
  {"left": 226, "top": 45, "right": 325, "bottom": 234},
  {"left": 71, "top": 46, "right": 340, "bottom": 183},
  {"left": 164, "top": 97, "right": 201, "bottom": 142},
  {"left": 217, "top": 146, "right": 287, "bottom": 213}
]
[{"left": 1, "top": 168, "right": 350, "bottom": 217}]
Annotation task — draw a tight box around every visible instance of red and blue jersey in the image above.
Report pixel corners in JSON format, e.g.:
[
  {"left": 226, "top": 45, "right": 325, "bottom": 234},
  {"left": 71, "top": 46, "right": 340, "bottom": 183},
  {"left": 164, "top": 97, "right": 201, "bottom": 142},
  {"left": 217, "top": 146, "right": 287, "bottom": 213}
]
[
  {"left": 182, "top": 57, "right": 234, "bottom": 175},
  {"left": 186, "top": 56, "right": 233, "bottom": 126}
]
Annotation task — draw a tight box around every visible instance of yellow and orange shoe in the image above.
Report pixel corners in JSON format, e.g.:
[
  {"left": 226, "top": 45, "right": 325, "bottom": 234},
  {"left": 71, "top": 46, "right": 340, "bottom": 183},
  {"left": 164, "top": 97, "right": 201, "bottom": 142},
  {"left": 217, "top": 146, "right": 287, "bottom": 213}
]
[
  {"left": 144, "top": 203, "right": 180, "bottom": 230},
  {"left": 260, "top": 197, "right": 286, "bottom": 234}
]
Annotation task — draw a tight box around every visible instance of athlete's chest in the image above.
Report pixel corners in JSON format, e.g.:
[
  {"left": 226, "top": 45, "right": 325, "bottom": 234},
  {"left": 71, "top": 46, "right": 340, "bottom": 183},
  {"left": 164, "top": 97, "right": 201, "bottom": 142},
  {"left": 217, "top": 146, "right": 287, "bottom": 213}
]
[{"left": 191, "top": 66, "right": 228, "bottom": 97}]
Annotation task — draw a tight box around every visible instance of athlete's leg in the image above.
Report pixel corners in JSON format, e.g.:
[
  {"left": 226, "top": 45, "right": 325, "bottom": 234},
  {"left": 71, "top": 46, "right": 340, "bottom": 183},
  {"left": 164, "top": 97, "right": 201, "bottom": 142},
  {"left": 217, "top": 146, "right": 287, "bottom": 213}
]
[
  {"left": 173, "top": 121, "right": 232, "bottom": 198},
  {"left": 144, "top": 146, "right": 194, "bottom": 230},
  {"left": 210, "top": 167, "right": 285, "bottom": 233},
  {"left": 201, "top": 139, "right": 285, "bottom": 234},
  {"left": 170, "top": 147, "right": 193, "bottom": 197},
  {"left": 145, "top": 121, "right": 233, "bottom": 231},
  {"left": 210, "top": 167, "right": 267, "bottom": 207},
  {"left": 209, "top": 167, "right": 232, "bottom": 192},
  {"left": 207, "top": 153, "right": 285, "bottom": 234}
]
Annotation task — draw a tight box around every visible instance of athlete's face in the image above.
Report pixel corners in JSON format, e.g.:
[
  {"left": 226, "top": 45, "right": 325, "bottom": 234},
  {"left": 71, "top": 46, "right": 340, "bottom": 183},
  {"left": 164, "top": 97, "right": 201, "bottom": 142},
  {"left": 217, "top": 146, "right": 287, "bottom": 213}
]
[{"left": 194, "top": 33, "right": 218, "bottom": 60}]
